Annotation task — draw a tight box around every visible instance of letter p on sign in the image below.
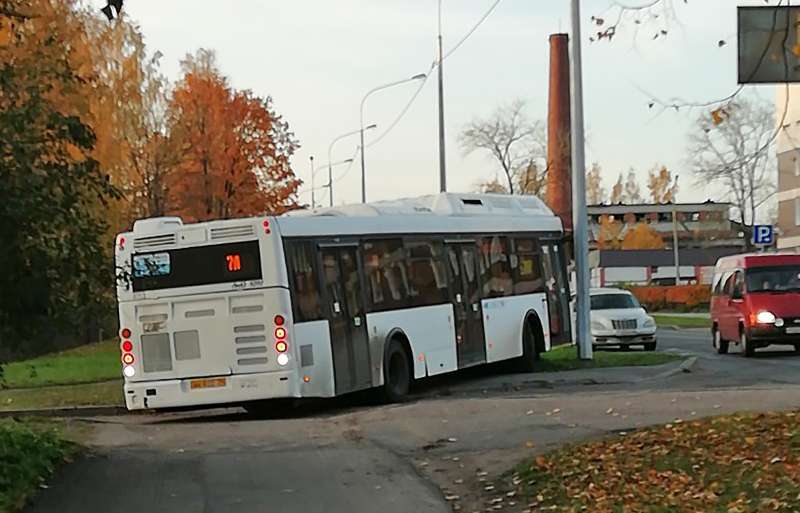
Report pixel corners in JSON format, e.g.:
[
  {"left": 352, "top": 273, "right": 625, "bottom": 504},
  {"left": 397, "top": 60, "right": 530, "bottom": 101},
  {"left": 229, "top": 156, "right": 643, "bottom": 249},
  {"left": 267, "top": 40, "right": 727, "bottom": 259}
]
[{"left": 753, "top": 225, "right": 774, "bottom": 245}]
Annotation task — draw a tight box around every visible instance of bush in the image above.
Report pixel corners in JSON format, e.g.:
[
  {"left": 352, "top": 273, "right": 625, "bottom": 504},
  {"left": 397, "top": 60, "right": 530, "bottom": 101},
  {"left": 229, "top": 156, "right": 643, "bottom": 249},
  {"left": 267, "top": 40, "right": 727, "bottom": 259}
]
[{"left": 629, "top": 285, "right": 710, "bottom": 312}]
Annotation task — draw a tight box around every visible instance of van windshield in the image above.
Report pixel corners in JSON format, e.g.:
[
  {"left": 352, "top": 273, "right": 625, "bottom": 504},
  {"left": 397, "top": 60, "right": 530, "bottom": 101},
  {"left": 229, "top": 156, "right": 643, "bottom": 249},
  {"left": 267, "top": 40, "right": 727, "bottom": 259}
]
[{"left": 746, "top": 266, "right": 800, "bottom": 293}]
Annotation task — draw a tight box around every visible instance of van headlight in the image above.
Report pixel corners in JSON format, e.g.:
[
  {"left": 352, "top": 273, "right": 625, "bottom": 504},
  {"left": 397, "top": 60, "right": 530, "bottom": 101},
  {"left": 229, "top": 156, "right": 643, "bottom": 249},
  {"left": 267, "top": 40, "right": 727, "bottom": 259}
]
[
  {"left": 643, "top": 317, "right": 656, "bottom": 328},
  {"left": 756, "top": 311, "right": 776, "bottom": 324}
]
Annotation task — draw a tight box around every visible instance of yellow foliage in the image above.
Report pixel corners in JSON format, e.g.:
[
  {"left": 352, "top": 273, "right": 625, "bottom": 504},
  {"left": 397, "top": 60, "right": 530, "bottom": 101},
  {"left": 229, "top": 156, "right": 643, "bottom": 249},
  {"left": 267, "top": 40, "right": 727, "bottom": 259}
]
[{"left": 621, "top": 222, "right": 665, "bottom": 250}]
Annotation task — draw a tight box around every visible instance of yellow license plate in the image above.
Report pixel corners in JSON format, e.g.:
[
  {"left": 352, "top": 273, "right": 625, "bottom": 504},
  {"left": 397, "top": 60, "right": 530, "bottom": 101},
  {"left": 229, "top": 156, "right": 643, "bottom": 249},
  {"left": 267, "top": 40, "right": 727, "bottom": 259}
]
[{"left": 190, "top": 377, "right": 227, "bottom": 390}]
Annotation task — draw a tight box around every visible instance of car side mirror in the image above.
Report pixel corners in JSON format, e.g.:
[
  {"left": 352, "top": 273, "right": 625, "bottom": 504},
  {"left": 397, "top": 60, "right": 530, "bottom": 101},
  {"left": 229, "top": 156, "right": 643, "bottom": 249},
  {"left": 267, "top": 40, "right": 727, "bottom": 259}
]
[{"left": 731, "top": 288, "right": 743, "bottom": 300}]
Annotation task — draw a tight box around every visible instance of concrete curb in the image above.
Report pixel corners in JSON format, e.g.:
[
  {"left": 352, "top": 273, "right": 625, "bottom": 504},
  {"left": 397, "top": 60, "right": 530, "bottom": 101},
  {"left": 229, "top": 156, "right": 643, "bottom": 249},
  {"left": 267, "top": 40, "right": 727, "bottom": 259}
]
[
  {"left": 432, "top": 357, "right": 697, "bottom": 397},
  {"left": 651, "top": 356, "right": 698, "bottom": 380},
  {"left": 0, "top": 405, "right": 127, "bottom": 418}
]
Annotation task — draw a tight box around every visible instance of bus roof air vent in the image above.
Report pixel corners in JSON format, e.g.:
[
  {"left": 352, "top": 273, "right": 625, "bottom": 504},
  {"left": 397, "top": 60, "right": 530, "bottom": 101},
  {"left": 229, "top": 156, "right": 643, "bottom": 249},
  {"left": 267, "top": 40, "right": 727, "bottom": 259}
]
[{"left": 133, "top": 217, "right": 183, "bottom": 235}]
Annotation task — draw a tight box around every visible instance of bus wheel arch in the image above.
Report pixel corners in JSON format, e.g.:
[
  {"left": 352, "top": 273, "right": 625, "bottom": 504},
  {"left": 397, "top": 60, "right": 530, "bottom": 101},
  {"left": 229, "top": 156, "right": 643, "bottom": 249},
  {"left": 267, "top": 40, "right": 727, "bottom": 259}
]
[
  {"left": 382, "top": 329, "right": 413, "bottom": 402},
  {"left": 513, "top": 310, "right": 544, "bottom": 372}
]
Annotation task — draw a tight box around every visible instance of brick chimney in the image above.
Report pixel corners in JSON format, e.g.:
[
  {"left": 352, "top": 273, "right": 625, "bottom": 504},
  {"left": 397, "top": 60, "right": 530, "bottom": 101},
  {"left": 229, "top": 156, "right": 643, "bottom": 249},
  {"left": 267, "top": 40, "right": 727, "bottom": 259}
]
[{"left": 545, "top": 33, "right": 573, "bottom": 232}]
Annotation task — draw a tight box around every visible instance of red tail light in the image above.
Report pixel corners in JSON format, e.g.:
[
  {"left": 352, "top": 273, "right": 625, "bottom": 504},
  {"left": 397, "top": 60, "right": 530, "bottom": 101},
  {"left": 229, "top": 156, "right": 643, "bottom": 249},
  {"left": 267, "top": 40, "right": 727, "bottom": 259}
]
[
  {"left": 275, "top": 327, "right": 287, "bottom": 339},
  {"left": 275, "top": 341, "right": 288, "bottom": 353},
  {"left": 122, "top": 353, "right": 135, "bottom": 365},
  {"left": 121, "top": 340, "right": 133, "bottom": 352},
  {"left": 274, "top": 314, "right": 285, "bottom": 326},
  {"left": 120, "top": 328, "right": 131, "bottom": 339},
  {"left": 262, "top": 219, "right": 271, "bottom": 234}
]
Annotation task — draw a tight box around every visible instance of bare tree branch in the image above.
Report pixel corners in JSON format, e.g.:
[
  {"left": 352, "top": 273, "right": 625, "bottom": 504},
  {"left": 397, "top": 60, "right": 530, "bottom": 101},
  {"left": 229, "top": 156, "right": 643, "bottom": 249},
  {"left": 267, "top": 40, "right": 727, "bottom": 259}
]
[{"left": 459, "top": 99, "right": 547, "bottom": 196}]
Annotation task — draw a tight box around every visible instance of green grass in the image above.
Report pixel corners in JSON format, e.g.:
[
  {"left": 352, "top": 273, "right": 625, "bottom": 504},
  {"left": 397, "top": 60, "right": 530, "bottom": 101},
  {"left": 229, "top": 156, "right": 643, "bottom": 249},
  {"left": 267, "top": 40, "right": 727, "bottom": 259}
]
[
  {"left": 537, "top": 344, "right": 681, "bottom": 372},
  {"left": 0, "top": 419, "right": 75, "bottom": 513},
  {"left": 506, "top": 411, "right": 800, "bottom": 513},
  {"left": 651, "top": 314, "right": 711, "bottom": 329},
  {"left": 0, "top": 381, "right": 124, "bottom": 411},
  {"left": 3, "top": 341, "right": 120, "bottom": 389}
]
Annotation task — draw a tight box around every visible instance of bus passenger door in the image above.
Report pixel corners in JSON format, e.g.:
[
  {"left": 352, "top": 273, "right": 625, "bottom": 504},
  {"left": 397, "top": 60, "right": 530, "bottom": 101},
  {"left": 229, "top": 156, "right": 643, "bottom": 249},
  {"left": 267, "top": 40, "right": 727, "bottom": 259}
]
[
  {"left": 446, "top": 242, "right": 486, "bottom": 368},
  {"left": 541, "top": 242, "right": 572, "bottom": 346},
  {"left": 320, "top": 246, "right": 372, "bottom": 394}
]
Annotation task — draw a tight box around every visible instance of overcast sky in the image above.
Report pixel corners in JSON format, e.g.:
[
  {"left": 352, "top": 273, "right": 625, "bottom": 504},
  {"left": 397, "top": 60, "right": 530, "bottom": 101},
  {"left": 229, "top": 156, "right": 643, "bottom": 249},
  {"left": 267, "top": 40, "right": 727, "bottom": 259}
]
[{"left": 117, "top": 0, "right": 775, "bottom": 208}]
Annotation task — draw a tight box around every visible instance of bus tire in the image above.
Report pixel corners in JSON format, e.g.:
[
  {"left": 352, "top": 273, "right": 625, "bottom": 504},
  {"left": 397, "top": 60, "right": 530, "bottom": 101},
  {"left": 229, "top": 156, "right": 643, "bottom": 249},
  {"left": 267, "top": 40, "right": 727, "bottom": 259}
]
[
  {"left": 713, "top": 326, "right": 728, "bottom": 355},
  {"left": 383, "top": 339, "right": 412, "bottom": 402},
  {"left": 513, "top": 316, "right": 541, "bottom": 373},
  {"left": 741, "top": 328, "right": 755, "bottom": 357}
]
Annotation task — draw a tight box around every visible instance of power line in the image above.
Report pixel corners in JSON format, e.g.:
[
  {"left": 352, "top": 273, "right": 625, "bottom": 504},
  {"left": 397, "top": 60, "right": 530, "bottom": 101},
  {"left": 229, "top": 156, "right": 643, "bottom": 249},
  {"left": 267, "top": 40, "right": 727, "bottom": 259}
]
[{"left": 366, "top": 0, "right": 503, "bottom": 149}]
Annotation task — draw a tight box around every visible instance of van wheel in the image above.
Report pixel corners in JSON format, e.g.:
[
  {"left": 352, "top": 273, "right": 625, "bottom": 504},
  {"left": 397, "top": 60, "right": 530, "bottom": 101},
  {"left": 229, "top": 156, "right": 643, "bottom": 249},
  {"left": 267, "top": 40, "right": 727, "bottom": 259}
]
[
  {"left": 795, "top": 344, "right": 800, "bottom": 354},
  {"left": 383, "top": 340, "right": 411, "bottom": 402},
  {"left": 513, "top": 319, "right": 539, "bottom": 373},
  {"left": 741, "top": 330, "right": 755, "bottom": 357},
  {"left": 713, "top": 327, "right": 728, "bottom": 355}
]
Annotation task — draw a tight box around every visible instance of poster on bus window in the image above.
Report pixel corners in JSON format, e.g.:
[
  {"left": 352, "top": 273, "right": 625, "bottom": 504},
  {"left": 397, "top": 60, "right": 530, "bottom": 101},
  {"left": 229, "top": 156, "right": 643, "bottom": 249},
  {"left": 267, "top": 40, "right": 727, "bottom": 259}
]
[{"left": 133, "top": 253, "right": 171, "bottom": 278}]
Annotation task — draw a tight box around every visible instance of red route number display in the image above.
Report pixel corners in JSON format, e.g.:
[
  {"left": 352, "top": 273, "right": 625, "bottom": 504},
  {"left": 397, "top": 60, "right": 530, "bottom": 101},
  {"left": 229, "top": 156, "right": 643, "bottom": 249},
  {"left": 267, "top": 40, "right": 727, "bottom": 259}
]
[{"left": 226, "top": 254, "right": 242, "bottom": 272}]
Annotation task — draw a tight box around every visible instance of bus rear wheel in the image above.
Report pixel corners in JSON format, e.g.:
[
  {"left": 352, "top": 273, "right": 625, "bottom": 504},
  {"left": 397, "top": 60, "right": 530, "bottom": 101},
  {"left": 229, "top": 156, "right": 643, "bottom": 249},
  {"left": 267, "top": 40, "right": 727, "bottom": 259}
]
[
  {"left": 383, "top": 340, "right": 411, "bottom": 402},
  {"left": 513, "top": 318, "right": 540, "bottom": 373}
]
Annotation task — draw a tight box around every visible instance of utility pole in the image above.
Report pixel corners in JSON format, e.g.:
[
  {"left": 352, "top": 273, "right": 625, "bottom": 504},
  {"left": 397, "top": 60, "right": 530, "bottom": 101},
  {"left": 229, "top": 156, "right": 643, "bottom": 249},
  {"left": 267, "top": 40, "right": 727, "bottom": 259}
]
[
  {"left": 437, "top": 0, "right": 447, "bottom": 193},
  {"left": 570, "top": 0, "right": 592, "bottom": 360},
  {"left": 672, "top": 208, "right": 681, "bottom": 285},
  {"left": 309, "top": 155, "right": 315, "bottom": 209}
]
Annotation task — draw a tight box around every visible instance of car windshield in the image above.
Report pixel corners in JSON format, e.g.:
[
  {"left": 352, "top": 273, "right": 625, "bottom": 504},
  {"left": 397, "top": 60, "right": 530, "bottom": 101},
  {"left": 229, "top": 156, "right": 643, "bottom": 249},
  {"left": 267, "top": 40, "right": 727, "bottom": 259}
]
[
  {"left": 590, "top": 293, "right": 640, "bottom": 310},
  {"left": 746, "top": 266, "right": 800, "bottom": 293}
]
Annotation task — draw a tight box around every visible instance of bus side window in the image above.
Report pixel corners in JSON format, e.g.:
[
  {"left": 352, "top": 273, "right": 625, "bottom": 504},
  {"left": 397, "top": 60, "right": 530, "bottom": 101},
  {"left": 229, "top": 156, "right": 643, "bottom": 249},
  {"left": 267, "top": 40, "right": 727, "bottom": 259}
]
[
  {"left": 513, "top": 238, "right": 544, "bottom": 294},
  {"left": 479, "top": 236, "right": 513, "bottom": 298},
  {"left": 286, "top": 241, "right": 323, "bottom": 322},
  {"left": 362, "top": 239, "right": 410, "bottom": 311},
  {"left": 404, "top": 240, "right": 448, "bottom": 307}
]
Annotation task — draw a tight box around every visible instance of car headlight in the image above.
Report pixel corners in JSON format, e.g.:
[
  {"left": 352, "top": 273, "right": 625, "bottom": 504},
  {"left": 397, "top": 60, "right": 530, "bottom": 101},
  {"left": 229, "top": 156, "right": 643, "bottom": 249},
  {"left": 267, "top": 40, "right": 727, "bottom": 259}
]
[
  {"left": 643, "top": 317, "right": 656, "bottom": 328},
  {"left": 756, "top": 311, "right": 776, "bottom": 324}
]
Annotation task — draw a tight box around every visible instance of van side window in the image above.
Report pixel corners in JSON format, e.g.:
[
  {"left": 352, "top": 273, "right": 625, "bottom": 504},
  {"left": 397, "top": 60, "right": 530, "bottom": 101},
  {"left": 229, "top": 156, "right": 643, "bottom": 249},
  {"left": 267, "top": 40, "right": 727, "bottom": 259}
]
[
  {"left": 731, "top": 271, "right": 744, "bottom": 298},
  {"left": 722, "top": 272, "right": 736, "bottom": 297},
  {"left": 711, "top": 273, "right": 726, "bottom": 295}
]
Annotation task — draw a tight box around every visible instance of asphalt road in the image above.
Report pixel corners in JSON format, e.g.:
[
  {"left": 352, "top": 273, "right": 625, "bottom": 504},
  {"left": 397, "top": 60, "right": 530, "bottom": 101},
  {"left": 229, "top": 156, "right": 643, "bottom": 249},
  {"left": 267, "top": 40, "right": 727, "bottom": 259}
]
[{"left": 24, "top": 329, "right": 800, "bottom": 513}]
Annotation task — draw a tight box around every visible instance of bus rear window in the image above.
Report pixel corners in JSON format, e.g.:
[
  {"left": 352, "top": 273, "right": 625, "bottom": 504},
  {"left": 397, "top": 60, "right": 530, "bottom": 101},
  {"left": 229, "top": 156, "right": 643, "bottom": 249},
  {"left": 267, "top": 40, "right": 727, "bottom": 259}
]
[{"left": 132, "top": 241, "right": 262, "bottom": 291}]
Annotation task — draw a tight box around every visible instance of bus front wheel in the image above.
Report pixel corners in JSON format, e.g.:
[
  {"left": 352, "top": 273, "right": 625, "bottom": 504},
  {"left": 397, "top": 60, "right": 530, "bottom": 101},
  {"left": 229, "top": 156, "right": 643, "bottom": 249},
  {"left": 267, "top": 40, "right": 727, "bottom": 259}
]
[{"left": 383, "top": 339, "right": 411, "bottom": 402}]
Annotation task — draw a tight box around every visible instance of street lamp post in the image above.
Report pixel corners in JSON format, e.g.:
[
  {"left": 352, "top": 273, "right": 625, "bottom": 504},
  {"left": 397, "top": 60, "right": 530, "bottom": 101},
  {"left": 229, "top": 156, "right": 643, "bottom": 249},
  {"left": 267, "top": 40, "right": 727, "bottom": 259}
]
[
  {"left": 309, "top": 155, "right": 315, "bottom": 209},
  {"left": 360, "top": 73, "right": 426, "bottom": 203},
  {"left": 328, "top": 124, "right": 376, "bottom": 207},
  {"left": 570, "top": 0, "right": 592, "bottom": 360},
  {"left": 437, "top": 0, "right": 447, "bottom": 193},
  {"left": 312, "top": 159, "right": 354, "bottom": 208}
]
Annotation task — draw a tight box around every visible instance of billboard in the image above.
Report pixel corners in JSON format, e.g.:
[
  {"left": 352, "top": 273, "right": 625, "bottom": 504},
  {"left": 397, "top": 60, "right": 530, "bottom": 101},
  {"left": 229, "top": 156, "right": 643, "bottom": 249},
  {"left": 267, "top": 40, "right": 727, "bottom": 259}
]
[{"left": 738, "top": 6, "right": 800, "bottom": 84}]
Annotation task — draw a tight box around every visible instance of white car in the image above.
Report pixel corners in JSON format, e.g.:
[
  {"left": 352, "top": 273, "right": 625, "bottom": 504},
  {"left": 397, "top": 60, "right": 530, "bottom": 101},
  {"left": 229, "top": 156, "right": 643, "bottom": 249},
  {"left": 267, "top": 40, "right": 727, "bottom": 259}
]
[{"left": 588, "top": 288, "right": 657, "bottom": 351}]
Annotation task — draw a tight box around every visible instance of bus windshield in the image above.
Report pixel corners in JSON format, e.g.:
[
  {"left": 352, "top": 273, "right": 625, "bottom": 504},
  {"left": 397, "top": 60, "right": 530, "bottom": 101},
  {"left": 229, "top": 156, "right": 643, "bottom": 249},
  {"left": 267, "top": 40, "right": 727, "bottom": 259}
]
[
  {"left": 590, "top": 293, "right": 640, "bottom": 310},
  {"left": 746, "top": 266, "right": 800, "bottom": 293}
]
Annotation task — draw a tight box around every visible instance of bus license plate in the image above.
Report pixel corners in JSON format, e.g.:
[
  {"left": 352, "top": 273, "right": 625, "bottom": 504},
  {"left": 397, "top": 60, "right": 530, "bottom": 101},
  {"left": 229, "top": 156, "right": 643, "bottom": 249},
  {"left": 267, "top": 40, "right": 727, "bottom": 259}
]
[
  {"left": 190, "top": 377, "right": 227, "bottom": 390},
  {"left": 786, "top": 327, "right": 800, "bottom": 335}
]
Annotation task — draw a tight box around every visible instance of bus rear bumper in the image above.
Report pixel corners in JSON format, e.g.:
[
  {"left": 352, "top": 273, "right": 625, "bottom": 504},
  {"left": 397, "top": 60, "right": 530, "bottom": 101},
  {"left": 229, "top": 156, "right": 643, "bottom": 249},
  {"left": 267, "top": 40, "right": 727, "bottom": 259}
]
[{"left": 124, "top": 370, "right": 299, "bottom": 411}]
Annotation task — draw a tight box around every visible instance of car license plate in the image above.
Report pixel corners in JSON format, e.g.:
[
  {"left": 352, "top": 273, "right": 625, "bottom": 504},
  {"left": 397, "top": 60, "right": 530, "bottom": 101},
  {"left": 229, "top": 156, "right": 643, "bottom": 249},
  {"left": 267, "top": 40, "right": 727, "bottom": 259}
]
[
  {"left": 190, "top": 377, "right": 227, "bottom": 390},
  {"left": 786, "top": 327, "right": 800, "bottom": 335}
]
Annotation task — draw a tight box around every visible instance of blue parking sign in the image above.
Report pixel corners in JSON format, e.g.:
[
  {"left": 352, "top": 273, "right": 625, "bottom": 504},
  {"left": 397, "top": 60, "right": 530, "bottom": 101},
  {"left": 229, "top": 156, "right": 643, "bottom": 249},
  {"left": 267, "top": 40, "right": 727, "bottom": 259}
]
[{"left": 752, "top": 225, "right": 774, "bottom": 245}]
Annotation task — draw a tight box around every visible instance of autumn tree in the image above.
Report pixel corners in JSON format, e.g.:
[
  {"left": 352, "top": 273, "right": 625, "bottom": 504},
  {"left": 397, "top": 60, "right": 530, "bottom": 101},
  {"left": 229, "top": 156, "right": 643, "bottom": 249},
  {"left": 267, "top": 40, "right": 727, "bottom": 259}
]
[
  {"left": 461, "top": 99, "right": 547, "bottom": 196},
  {"left": 586, "top": 163, "right": 605, "bottom": 204},
  {"left": 0, "top": 0, "right": 117, "bottom": 357},
  {"left": 597, "top": 215, "right": 623, "bottom": 250},
  {"left": 647, "top": 165, "right": 679, "bottom": 203},
  {"left": 610, "top": 174, "right": 624, "bottom": 204},
  {"left": 621, "top": 222, "right": 665, "bottom": 250},
  {"left": 688, "top": 96, "right": 775, "bottom": 235},
  {"left": 624, "top": 170, "right": 643, "bottom": 203},
  {"left": 168, "top": 49, "right": 301, "bottom": 221}
]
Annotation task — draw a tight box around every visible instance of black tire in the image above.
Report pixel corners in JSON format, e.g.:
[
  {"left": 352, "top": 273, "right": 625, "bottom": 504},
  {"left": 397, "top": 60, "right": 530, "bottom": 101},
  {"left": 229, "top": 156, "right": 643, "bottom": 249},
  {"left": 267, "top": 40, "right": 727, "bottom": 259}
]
[
  {"left": 513, "top": 319, "right": 539, "bottom": 373},
  {"left": 713, "top": 327, "right": 728, "bottom": 355},
  {"left": 795, "top": 344, "right": 800, "bottom": 354},
  {"left": 620, "top": 344, "right": 630, "bottom": 351},
  {"left": 383, "top": 339, "right": 411, "bottom": 402},
  {"left": 643, "top": 342, "right": 657, "bottom": 352},
  {"left": 741, "top": 329, "right": 755, "bottom": 358}
]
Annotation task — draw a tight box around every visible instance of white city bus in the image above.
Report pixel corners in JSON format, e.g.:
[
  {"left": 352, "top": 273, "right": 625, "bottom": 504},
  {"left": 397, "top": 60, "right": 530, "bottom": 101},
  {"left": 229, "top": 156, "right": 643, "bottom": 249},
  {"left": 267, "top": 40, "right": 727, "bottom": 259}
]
[{"left": 114, "top": 193, "right": 572, "bottom": 411}]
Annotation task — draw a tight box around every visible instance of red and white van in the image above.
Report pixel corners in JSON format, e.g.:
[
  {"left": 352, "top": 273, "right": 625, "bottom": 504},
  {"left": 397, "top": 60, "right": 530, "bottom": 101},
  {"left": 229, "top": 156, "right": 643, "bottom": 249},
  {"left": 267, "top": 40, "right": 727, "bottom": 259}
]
[{"left": 710, "top": 253, "right": 800, "bottom": 356}]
